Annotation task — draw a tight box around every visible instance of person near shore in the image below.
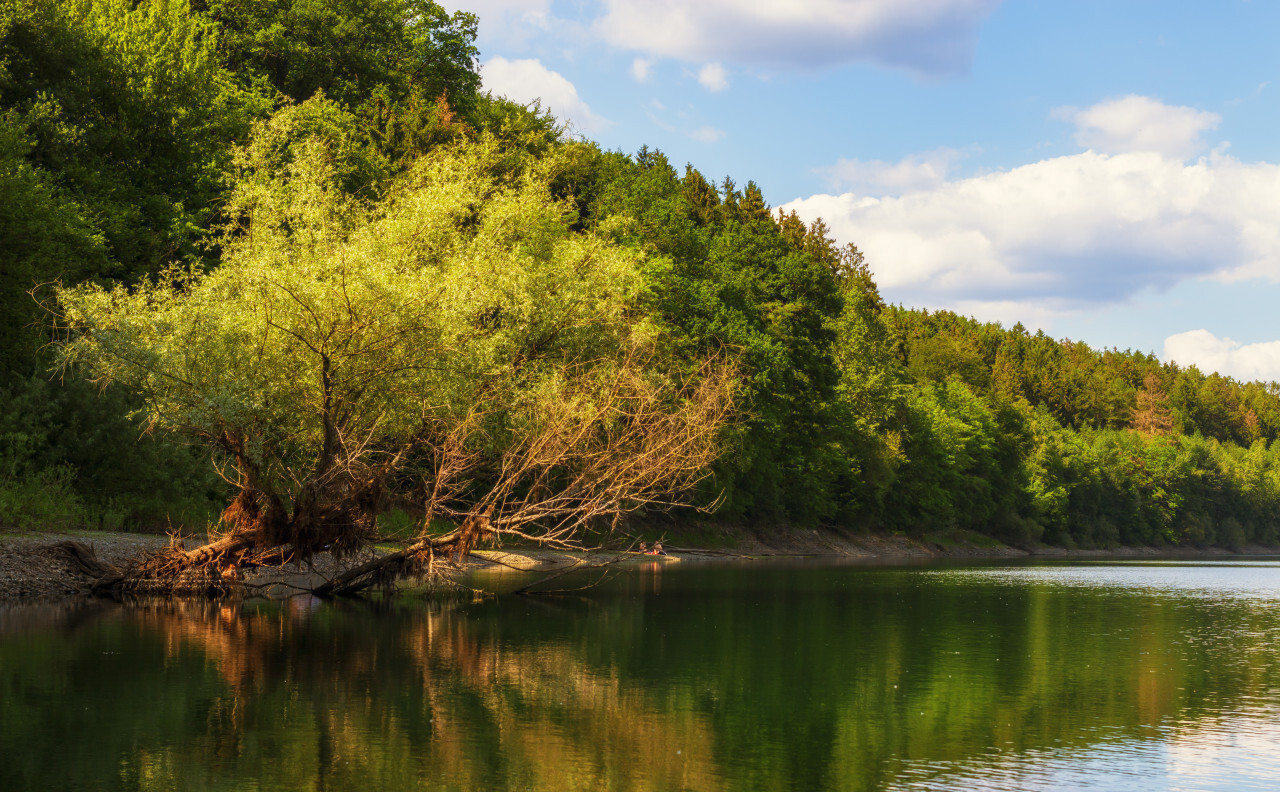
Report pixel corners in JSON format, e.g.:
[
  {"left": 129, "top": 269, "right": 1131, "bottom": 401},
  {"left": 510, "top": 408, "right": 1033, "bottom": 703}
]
[
  {"left": 651, "top": 542, "right": 666, "bottom": 556},
  {"left": 638, "top": 541, "right": 649, "bottom": 554}
]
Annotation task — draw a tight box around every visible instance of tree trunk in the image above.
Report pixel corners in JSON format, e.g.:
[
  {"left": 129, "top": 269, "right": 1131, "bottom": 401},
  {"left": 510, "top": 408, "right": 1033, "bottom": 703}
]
[{"left": 313, "top": 530, "right": 463, "bottom": 596}]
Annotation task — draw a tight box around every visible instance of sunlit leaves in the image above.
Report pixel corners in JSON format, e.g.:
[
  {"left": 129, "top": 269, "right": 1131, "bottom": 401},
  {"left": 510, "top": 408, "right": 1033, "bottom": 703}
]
[{"left": 55, "top": 106, "right": 647, "bottom": 505}]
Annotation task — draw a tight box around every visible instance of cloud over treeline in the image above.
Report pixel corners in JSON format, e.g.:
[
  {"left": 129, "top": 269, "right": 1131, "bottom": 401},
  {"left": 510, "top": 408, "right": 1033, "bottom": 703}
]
[
  {"left": 786, "top": 97, "right": 1280, "bottom": 317},
  {"left": 481, "top": 56, "right": 611, "bottom": 132},
  {"left": 1165, "top": 330, "right": 1280, "bottom": 384},
  {"left": 593, "top": 0, "right": 1001, "bottom": 75}
]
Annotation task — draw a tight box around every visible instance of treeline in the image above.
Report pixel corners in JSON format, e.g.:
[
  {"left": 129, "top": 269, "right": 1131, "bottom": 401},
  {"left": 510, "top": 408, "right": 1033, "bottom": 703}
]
[
  {"left": 4, "top": 0, "right": 1280, "bottom": 548},
  {"left": 873, "top": 310, "right": 1280, "bottom": 547}
]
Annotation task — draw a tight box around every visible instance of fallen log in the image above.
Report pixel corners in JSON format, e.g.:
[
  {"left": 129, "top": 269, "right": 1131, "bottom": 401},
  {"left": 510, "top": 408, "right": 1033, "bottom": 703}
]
[
  {"left": 509, "top": 560, "right": 586, "bottom": 594},
  {"left": 313, "top": 529, "right": 465, "bottom": 596}
]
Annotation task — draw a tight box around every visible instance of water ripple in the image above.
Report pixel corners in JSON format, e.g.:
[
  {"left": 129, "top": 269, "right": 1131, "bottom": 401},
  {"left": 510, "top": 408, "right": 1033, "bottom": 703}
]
[
  {"left": 892, "top": 705, "right": 1280, "bottom": 791},
  {"left": 931, "top": 561, "right": 1280, "bottom": 603}
]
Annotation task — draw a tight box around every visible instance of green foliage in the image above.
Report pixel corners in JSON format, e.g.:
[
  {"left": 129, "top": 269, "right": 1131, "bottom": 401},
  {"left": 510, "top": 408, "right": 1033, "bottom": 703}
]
[
  {"left": 804, "top": 222, "right": 904, "bottom": 520},
  {"left": 0, "top": 111, "right": 107, "bottom": 374},
  {"left": 54, "top": 113, "right": 729, "bottom": 550},
  {"left": 0, "top": 463, "right": 84, "bottom": 531},
  {"left": 880, "top": 381, "right": 1033, "bottom": 541},
  {"left": 581, "top": 149, "right": 846, "bottom": 522},
  {"left": 1, "top": 0, "right": 262, "bottom": 280},
  {"left": 0, "top": 0, "right": 489, "bottom": 532},
  {"left": 193, "top": 0, "right": 481, "bottom": 169},
  {"left": 0, "top": 0, "right": 258, "bottom": 529},
  {"left": 194, "top": 0, "right": 479, "bottom": 111},
  {"left": 0, "top": 374, "right": 225, "bottom": 531}
]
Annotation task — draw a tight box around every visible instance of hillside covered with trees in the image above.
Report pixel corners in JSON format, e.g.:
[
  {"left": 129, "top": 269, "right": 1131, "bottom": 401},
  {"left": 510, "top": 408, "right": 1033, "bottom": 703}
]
[{"left": 5, "top": 0, "right": 1280, "bottom": 553}]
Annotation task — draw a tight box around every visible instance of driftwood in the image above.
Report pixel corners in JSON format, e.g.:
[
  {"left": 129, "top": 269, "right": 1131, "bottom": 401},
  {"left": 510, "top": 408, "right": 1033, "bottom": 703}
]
[
  {"left": 52, "top": 541, "right": 118, "bottom": 578},
  {"left": 47, "top": 541, "right": 130, "bottom": 596}
]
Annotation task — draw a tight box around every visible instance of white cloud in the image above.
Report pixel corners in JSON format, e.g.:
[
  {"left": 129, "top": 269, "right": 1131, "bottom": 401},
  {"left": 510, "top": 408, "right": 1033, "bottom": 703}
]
[
  {"left": 1164, "top": 330, "right": 1280, "bottom": 383},
  {"left": 820, "top": 149, "right": 960, "bottom": 194},
  {"left": 630, "top": 57, "right": 652, "bottom": 83},
  {"left": 593, "top": 0, "right": 1002, "bottom": 75},
  {"left": 645, "top": 107, "right": 722, "bottom": 143},
  {"left": 1054, "top": 95, "right": 1221, "bottom": 160},
  {"left": 453, "top": 1, "right": 552, "bottom": 47},
  {"left": 697, "top": 62, "right": 728, "bottom": 92},
  {"left": 784, "top": 97, "right": 1280, "bottom": 328},
  {"left": 455, "top": 0, "right": 549, "bottom": 14},
  {"left": 688, "top": 125, "right": 726, "bottom": 143},
  {"left": 783, "top": 150, "right": 1280, "bottom": 318},
  {"left": 481, "top": 57, "right": 610, "bottom": 132}
]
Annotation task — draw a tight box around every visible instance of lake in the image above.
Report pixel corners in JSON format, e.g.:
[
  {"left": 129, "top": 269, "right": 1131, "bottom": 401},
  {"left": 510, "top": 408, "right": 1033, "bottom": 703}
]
[{"left": 4, "top": 557, "right": 1280, "bottom": 791}]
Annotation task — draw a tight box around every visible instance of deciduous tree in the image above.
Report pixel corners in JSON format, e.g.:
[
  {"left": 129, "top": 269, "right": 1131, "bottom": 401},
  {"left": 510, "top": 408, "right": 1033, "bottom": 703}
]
[{"left": 53, "top": 109, "right": 734, "bottom": 591}]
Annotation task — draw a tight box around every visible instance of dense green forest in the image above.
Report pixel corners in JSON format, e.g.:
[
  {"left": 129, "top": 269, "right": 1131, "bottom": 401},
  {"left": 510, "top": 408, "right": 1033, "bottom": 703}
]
[{"left": 5, "top": 0, "right": 1280, "bottom": 550}]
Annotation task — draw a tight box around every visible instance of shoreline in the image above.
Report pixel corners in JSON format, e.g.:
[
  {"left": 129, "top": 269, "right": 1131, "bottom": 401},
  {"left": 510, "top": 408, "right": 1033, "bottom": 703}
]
[{"left": 2, "top": 527, "right": 1278, "bottom": 603}]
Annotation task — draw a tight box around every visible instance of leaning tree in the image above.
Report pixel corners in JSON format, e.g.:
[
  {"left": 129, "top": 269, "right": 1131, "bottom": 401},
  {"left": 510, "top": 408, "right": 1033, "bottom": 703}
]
[{"left": 52, "top": 103, "right": 735, "bottom": 593}]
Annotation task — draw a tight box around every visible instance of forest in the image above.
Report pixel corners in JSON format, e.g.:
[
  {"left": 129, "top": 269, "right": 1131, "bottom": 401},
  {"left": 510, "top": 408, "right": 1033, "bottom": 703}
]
[{"left": 5, "top": 0, "right": 1280, "bottom": 554}]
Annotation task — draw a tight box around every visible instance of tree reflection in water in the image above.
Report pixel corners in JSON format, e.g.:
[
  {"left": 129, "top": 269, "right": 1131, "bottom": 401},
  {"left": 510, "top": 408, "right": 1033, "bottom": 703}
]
[
  {"left": 4, "top": 562, "right": 1280, "bottom": 792},
  {"left": 1, "top": 597, "right": 722, "bottom": 791}
]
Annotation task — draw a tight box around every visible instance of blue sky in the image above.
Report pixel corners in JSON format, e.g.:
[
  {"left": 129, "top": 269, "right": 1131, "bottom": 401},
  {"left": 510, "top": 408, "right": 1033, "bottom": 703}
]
[{"left": 454, "top": 0, "right": 1280, "bottom": 382}]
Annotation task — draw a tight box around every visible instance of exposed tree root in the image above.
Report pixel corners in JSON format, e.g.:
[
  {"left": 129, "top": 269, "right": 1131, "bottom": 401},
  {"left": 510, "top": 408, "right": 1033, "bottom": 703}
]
[
  {"left": 91, "top": 519, "right": 476, "bottom": 598},
  {"left": 92, "top": 533, "right": 258, "bottom": 596},
  {"left": 51, "top": 541, "right": 119, "bottom": 578},
  {"left": 80, "top": 531, "right": 628, "bottom": 600},
  {"left": 74, "top": 351, "right": 734, "bottom": 600},
  {"left": 92, "top": 481, "right": 389, "bottom": 596}
]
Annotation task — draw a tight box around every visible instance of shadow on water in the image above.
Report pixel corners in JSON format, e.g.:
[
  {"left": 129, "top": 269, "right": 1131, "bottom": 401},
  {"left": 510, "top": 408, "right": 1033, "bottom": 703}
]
[{"left": 4, "top": 559, "right": 1280, "bottom": 791}]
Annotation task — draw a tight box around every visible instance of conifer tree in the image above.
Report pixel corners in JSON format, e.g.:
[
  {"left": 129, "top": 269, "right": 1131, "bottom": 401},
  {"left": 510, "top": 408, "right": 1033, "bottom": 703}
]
[
  {"left": 739, "top": 180, "right": 770, "bottom": 223},
  {"left": 681, "top": 166, "right": 720, "bottom": 226},
  {"left": 1131, "top": 373, "right": 1175, "bottom": 436}
]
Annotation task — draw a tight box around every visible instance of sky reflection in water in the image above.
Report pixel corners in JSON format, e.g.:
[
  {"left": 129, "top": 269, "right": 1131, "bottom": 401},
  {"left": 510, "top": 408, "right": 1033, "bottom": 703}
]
[{"left": 904, "top": 560, "right": 1280, "bottom": 791}]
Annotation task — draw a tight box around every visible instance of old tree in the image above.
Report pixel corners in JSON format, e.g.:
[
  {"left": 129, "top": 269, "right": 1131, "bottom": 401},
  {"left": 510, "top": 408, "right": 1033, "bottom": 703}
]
[{"left": 53, "top": 109, "right": 734, "bottom": 593}]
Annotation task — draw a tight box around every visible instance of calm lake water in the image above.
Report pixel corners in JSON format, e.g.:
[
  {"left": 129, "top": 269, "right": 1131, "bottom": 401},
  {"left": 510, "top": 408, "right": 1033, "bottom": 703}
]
[{"left": 5, "top": 557, "right": 1280, "bottom": 791}]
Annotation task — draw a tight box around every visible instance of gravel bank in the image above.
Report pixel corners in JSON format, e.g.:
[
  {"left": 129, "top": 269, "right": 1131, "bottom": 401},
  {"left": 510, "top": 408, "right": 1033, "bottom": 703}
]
[
  {"left": 0, "top": 530, "right": 378, "bottom": 601},
  {"left": 4, "top": 527, "right": 1276, "bottom": 603},
  {"left": 0, "top": 531, "right": 169, "bottom": 600}
]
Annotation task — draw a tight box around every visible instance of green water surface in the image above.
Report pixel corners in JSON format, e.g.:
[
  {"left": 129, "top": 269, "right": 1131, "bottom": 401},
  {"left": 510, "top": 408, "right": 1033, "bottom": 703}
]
[{"left": 4, "top": 558, "right": 1280, "bottom": 791}]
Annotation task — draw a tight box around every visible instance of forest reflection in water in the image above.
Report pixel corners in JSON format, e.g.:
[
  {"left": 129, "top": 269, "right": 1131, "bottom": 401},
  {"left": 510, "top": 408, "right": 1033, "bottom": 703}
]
[{"left": 4, "top": 558, "right": 1280, "bottom": 791}]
